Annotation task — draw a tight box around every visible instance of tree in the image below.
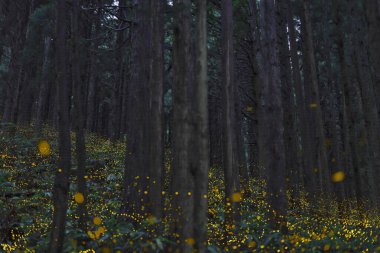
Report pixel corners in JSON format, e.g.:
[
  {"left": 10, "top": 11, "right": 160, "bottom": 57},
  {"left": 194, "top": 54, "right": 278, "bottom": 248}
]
[
  {"left": 221, "top": 0, "right": 240, "bottom": 233},
  {"left": 72, "top": 0, "right": 87, "bottom": 232},
  {"left": 192, "top": 0, "right": 209, "bottom": 251},
  {"left": 277, "top": 0, "right": 300, "bottom": 201},
  {"left": 49, "top": 0, "right": 72, "bottom": 251},
  {"left": 147, "top": 0, "right": 164, "bottom": 221},
  {"left": 301, "top": 0, "right": 331, "bottom": 198},
  {"left": 171, "top": 0, "right": 194, "bottom": 251},
  {"left": 258, "top": 0, "right": 287, "bottom": 231}
]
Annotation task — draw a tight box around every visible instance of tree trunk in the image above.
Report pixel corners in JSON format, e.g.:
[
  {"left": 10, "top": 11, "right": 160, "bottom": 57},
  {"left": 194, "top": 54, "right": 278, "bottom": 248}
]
[
  {"left": 258, "top": 0, "right": 287, "bottom": 232},
  {"left": 72, "top": 0, "right": 87, "bottom": 232},
  {"left": 35, "top": 36, "right": 52, "bottom": 136},
  {"left": 277, "top": 0, "right": 300, "bottom": 201},
  {"left": 2, "top": 1, "right": 30, "bottom": 123},
  {"left": 286, "top": 0, "right": 308, "bottom": 194},
  {"left": 350, "top": 2, "right": 379, "bottom": 206},
  {"left": 221, "top": 0, "right": 240, "bottom": 235},
  {"left": 86, "top": 19, "right": 100, "bottom": 132},
  {"left": 49, "top": 0, "right": 72, "bottom": 251},
  {"left": 123, "top": 0, "right": 149, "bottom": 216},
  {"left": 365, "top": 0, "right": 380, "bottom": 111},
  {"left": 171, "top": 1, "right": 194, "bottom": 252},
  {"left": 147, "top": 0, "right": 164, "bottom": 221},
  {"left": 109, "top": 0, "right": 126, "bottom": 141},
  {"left": 301, "top": 0, "right": 331, "bottom": 198},
  {"left": 192, "top": 1, "right": 209, "bottom": 252},
  {"left": 334, "top": 0, "right": 372, "bottom": 209}
]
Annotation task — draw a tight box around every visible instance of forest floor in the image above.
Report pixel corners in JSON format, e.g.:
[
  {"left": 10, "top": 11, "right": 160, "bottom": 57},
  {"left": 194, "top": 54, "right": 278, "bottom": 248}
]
[{"left": 1, "top": 125, "right": 380, "bottom": 253}]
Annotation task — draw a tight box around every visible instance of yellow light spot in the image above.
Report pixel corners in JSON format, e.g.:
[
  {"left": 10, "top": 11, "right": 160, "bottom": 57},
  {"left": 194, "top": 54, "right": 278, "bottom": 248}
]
[
  {"left": 309, "top": 103, "right": 318, "bottom": 108},
  {"left": 231, "top": 192, "right": 242, "bottom": 202},
  {"left": 87, "top": 231, "right": 95, "bottom": 239},
  {"left": 203, "top": 194, "right": 207, "bottom": 199},
  {"left": 162, "top": 191, "right": 166, "bottom": 195},
  {"left": 146, "top": 215, "right": 157, "bottom": 224},
  {"left": 331, "top": 171, "right": 345, "bottom": 183},
  {"left": 248, "top": 241, "right": 256, "bottom": 248},
  {"left": 58, "top": 168, "right": 62, "bottom": 173},
  {"left": 98, "top": 226, "right": 106, "bottom": 234},
  {"left": 93, "top": 217, "right": 102, "bottom": 225},
  {"left": 94, "top": 230, "right": 101, "bottom": 239},
  {"left": 175, "top": 191, "right": 179, "bottom": 195},
  {"left": 323, "top": 243, "right": 330, "bottom": 251},
  {"left": 101, "top": 247, "right": 110, "bottom": 253},
  {"left": 313, "top": 167, "right": 319, "bottom": 173},
  {"left": 74, "top": 192, "right": 85, "bottom": 204},
  {"left": 38, "top": 140, "right": 51, "bottom": 156},
  {"left": 144, "top": 191, "right": 148, "bottom": 195},
  {"left": 185, "top": 237, "right": 195, "bottom": 246},
  {"left": 246, "top": 106, "right": 253, "bottom": 112},
  {"left": 187, "top": 192, "right": 192, "bottom": 196}
]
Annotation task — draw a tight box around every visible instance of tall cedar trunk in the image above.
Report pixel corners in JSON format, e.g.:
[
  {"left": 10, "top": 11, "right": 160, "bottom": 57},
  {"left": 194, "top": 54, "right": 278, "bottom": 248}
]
[
  {"left": 334, "top": 0, "right": 371, "bottom": 209},
  {"left": 365, "top": 0, "right": 380, "bottom": 111},
  {"left": 109, "top": 0, "right": 125, "bottom": 141},
  {"left": 320, "top": 1, "right": 345, "bottom": 210},
  {"left": 286, "top": 0, "right": 307, "bottom": 193},
  {"left": 259, "top": 0, "right": 287, "bottom": 231},
  {"left": 221, "top": 0, "right": 240, "bottom": 234},
  {"left": 234, "top": 85, "right": 249, "bottom": 186},
  {"left": 35, "top": 36, "right": 52, "bottom": 136},
  {"left": 193, "top": 0, "right": 209, "bottom": 251},
  {"left": 120, "top": 23, "right": 132, "bottom": 135},
  {"left": 247, "top": 0, "right": 262, "bottom": 179},
  {"left": 349, "top": 2, "right": 379, "bottom": 206},
  {"left": 302, "top": 0, "right": 331, "bottom": 198},
  {"left": 277, "top": 0, "right": 299, "bottom": 201},
  {"left": 123, "top": 0, "right": 149, "bottom": 216},
  {"left": 85, "top": 19, "right": 99, "bottom": 132},
  {"left": 2, "top": 1, "right": 30, "bottom": 123},
  {"left": 72, "top": 0, "right": 87, "bottom": 231},
  {"left": 49, "top": 0, "right": 71, "bottom": 251},
  {"left": 172, "top": 1, "right": 194, "bottom": 252},
  {"left": 17, "top": 66, "right": 35, "bottom": 125},
  {"left": 147, "top": 0, "right": 164, "bottom": 220}
]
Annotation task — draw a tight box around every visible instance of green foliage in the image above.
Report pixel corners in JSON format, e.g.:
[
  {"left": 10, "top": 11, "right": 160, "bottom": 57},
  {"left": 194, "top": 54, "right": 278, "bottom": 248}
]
[{"left": 1, "top": 126, "right": 380, "bottom": 252}]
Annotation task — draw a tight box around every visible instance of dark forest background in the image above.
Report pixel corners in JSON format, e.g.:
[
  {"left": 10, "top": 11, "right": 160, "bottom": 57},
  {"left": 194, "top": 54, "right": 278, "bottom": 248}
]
[{"left": 1, "top": 0, "right": 380, "bottom": 252}]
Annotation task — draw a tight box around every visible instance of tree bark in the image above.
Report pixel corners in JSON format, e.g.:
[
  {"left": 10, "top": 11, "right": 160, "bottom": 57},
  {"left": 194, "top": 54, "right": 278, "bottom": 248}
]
[
  {"left": 147, "top": 0, "right": 164, "bottom": 221},
  {"left": 171, "top": 1, "right": 194, "bottom": 252},
  {"left": 49, "top": 0, "right": 72, "bottom": 251},
  {"left": 221, "top": 0, "right": 240, "bottom": 235},
  {"left": 35, "top": 36, "right": 52, "bottom": 136},
  {"left": 192, "top": 1, "right": 209, "bottom": 252},
  {"left": 72, "top": 0, "right": 88, "bottom": 232},
  {"left": 301, "top": 0, "right": 331, "bottom": 197},
  {"left": 258, "top": 0, "right": 287, "bottom": 232},
  {"left": 277, "top": 0, "right": 300, "bottom": 201}
]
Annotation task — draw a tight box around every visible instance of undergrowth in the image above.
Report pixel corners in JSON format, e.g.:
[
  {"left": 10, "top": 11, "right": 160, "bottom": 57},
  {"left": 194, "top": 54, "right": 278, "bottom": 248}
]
[{"left": 1, "top": 124, "right": 380, "bottom": 252}]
